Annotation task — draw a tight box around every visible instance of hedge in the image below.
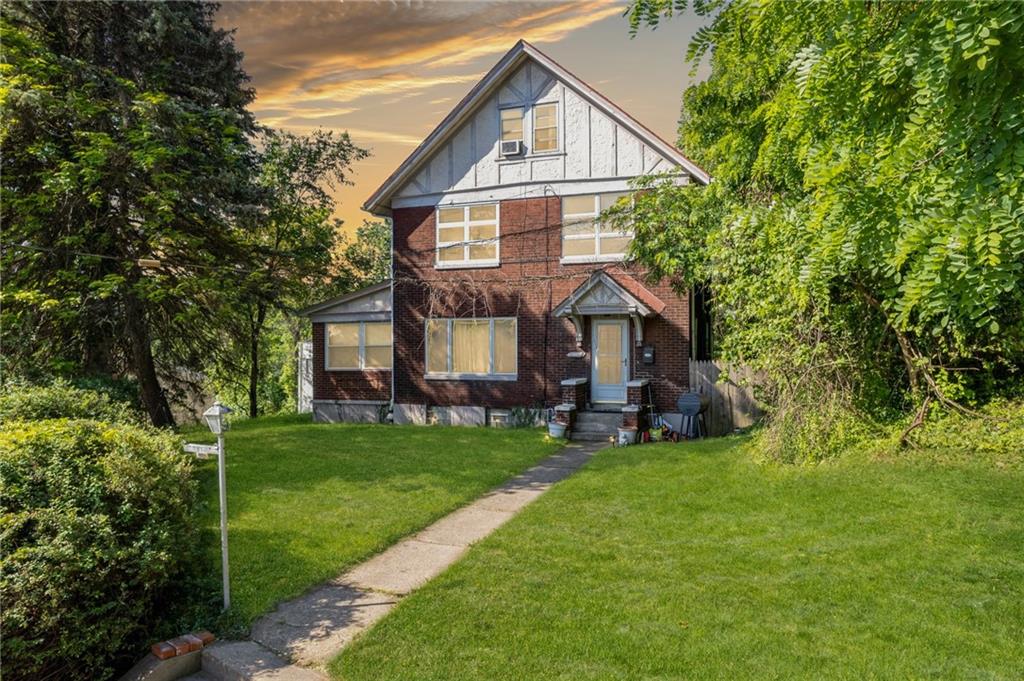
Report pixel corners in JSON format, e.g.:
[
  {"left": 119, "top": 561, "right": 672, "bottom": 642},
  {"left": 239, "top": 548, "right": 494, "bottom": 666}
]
[
  {"left": 0, "top": 380, "right": 142, "bottom": 424},
  {"left": 0, "top": 418, "right": 198, "bottom": 680}
]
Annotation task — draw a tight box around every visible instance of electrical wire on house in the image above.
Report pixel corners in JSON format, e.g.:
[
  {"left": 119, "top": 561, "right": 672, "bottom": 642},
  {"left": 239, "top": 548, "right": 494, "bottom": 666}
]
[{"left": 4, "top": 184, "right": 639, "bottom": 284}]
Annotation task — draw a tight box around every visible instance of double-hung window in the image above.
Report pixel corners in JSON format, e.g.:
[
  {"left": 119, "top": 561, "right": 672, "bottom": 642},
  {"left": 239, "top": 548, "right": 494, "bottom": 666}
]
[
  {"left": 532, "top": 102, "right": 558, "bottom": 152},
  {"left": 436, "top": 203, "right": 499, "bottom": 268},
  {"left": 425, "top": 317, "right": 517, "bottom": 379},
  {"left": 561, "top": 192, "right": 633, "bottom": 262},
  {"left": 500, "top": 107, "right": 524, "bottom": 149},
  {"left": 326, "top": 322, "right": 392, "bottom": 370}
]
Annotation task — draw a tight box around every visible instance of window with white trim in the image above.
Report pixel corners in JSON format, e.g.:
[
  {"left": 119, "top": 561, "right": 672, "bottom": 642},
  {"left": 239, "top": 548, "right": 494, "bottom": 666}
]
[
  {"left": 561, "top": 192, "right": 633, "bottom": 262},
  {"left": 436, "top": 203, "right": 499, "bottom": 268},
  {"left": 532, "top": 102, "right": 558, "bottom": 152},
  {"left": 425, "top": 318, "right": 517, "bottom": 378},
  {"left": 500, "top": 107, "right": 524, "bottom": 145},
  {"left": 326, "top": 322, "right": 392, "bottom": 370}
]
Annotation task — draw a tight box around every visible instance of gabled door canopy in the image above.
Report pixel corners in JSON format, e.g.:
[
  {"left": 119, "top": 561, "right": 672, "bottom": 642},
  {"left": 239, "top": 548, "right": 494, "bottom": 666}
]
[{"left": 553, "top": 270, "right": 665, "bottom": 347}]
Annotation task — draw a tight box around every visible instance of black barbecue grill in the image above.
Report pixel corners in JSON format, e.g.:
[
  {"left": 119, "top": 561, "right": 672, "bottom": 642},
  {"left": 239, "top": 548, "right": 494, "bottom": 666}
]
[{"left": 676, "top": 392, "right": 709, "bottom": 439}]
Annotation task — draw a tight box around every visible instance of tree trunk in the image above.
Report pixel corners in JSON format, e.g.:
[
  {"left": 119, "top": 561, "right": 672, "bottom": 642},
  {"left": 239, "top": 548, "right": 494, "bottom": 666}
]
[
  {"left": 125, "top": 293, "right": 175, "bottom": 427},
  {"left": 248, "top": 303, "right": 268, "bottom": 419}
]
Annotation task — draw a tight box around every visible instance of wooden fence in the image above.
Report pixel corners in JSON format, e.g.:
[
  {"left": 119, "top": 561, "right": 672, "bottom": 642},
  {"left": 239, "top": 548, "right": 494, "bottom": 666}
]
[{"left": 688, "top": 360, "right": 763, "bottom": 436}]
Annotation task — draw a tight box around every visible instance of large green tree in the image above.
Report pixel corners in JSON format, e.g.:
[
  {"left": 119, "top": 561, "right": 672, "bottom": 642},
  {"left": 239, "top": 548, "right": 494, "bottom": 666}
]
[
  {"left": 334, "top": 220, "right": 392, "bottom": 290},
  {"left": 1, "top": 1, "right": 258, "bottom": 426},
  {"left": 622, "top": 0, "right": 1024, "bottom": 454},
  {"left": 230, "top": 129, "right": 367, "bottom": 418}
]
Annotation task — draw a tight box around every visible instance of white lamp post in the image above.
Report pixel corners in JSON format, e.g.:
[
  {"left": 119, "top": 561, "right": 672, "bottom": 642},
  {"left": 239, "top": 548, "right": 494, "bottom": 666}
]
[{"left": 203, "top": 401, "right": 233, "bottom": 611}]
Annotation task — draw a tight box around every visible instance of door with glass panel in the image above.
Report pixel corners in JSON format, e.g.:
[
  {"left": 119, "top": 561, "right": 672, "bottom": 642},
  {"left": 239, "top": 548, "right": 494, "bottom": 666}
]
[{"left": 591, "top": 319, "right": 628, "bottom": 403}]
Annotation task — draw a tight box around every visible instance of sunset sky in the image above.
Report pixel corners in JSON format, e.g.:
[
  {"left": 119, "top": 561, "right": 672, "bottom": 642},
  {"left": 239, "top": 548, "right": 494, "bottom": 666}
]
[{"left": 216, "top": 1, "right": 712, "bottom": 234}]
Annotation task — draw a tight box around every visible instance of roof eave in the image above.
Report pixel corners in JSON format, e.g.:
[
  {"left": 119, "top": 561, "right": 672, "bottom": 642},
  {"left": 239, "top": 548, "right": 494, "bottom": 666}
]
[
  {"left": 298, "top": 279, "right": 392, "bottom": 317},
  {"left": 362, "top": 41, "right": 532, "bottom": 216}
]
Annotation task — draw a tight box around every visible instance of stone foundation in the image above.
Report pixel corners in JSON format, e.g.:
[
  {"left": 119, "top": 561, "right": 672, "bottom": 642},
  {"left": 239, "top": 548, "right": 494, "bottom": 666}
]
[
  {"left": 313, "top": 400, "right": 388, "bottom": 424},
  {"left": 427, "top": 405, "right": 487, "bottom": 426},
  {"left": 393, "top": 403, "right": 426, "bottom": 425}
]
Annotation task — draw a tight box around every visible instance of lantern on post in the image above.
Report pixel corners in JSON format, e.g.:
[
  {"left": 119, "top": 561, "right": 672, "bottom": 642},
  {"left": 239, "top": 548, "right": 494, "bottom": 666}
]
[
  {"left": 203, "top": 402, "right": 233, "bottom": 610},
  {"left": 204, "top": 401, "right": 232, "bottom": 434}
]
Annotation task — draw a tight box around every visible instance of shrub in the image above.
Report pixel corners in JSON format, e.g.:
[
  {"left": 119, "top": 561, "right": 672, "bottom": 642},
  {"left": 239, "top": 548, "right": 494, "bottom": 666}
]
[
  {"left": 0, "top": 380, "right": 141, "bottom": 424},
  {"left": 753, "top": 384, "right": 878, "bottom": 464},
  {"left": 0, "top": 419, "right": 198, "bottom": 680},
  {"left": 874, "top": 400, "right": 1024, "bottom": 470},
  {"left": 71, "top": 375, "right": 142, "bottom": 412}
]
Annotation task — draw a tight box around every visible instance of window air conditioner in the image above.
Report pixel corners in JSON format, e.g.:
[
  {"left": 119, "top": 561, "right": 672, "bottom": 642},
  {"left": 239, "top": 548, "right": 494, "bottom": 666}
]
[{"left": 500, "top": 139, "right": 522, "bottom": 156}]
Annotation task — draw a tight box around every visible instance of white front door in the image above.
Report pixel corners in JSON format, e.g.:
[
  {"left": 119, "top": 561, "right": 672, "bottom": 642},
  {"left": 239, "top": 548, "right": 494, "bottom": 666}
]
[{"left": 591, "top": 319, "right": 628, "bottom": 403}]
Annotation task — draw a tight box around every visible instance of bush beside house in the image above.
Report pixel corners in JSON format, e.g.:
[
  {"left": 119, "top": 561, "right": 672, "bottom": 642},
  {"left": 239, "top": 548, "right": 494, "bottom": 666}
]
[
  {"left": 0, "top": 380, "right": 143, "bottom": 424},
  {"left": 0, "top": 385, "right": 201, "bottom": 681}
]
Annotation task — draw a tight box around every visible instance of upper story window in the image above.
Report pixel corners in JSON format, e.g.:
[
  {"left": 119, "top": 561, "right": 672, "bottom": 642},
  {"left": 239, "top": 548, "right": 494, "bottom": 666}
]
[
  {"left": 533, "top": 102, "right": 558, "bottom": 152},
  {"left": 500, "top": 107, "right": 524, "bottom": 147},
  {"left": 425, "top": 317, "right": 517, "bottom": 380},
  {"left": 561, "top": 192, "right": 633, "bottom": 263},
  {"left": 326, "top": 321, "right": 392, "bottom": 370},
  {"left": 436, "top": 203, "right": 500, "bottom": 269}
]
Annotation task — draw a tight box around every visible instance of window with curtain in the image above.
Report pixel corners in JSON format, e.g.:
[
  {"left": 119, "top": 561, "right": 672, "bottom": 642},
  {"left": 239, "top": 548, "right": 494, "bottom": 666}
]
[
  {"left": 533, "top": 102, "right": 558, "bottom": 152},
  {"left": 561, "top": 192, "right": 633, "bottom": 262},
  {"left": 325, "top": 321, "right": 392, "bottom": 370},
  {"left": 425, "top": 318, "right": 517, "bottom": 378},
  {"left": 436, "top": 203, "right": 499, "bottom": 268}
]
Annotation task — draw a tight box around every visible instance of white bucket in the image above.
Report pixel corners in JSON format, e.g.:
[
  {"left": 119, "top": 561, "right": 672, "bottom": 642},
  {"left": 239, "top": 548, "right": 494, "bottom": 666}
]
[{"left": 617, "top": 427, "right": 638, "bottom": 446}]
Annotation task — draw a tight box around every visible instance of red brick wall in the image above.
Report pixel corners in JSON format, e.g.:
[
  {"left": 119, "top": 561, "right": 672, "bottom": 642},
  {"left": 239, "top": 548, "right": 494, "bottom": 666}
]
[
  {"left": 311, "top": 322, "right": 391, "bottom": 402},
  {"left": 391, "top": 197, "right": 689, "bottom": 412}
]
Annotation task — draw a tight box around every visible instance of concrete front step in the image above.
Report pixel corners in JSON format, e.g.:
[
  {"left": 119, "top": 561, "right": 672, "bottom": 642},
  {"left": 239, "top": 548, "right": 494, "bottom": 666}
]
[
  {"left": 576, "top": 411, "right": 622, "bottom": 426},
  {"left": 574, "top": 422, "right": 618, "bottom": 433},
  {"left": 571, "top": 431, "right": 616, "bottom": 443},
  {"left": 573, "top": 411, "right": 621, "bottom": 443}
]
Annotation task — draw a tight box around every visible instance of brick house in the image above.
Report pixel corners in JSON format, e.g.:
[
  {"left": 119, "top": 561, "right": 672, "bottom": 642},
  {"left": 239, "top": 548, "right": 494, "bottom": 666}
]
[{"left": 305, "top": 40, "right": 711, "bottom": 432}]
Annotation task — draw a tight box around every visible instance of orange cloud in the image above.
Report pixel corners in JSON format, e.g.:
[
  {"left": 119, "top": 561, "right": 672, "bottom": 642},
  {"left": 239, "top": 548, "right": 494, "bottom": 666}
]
[
  {"left": 215, "top": 0, "right": 635, "bottom": 235},
  {"left": 219, "top": 1, "right": 621, "bottom": 111},
  {"left": 257, "top": 72, "right": 482, "bottom": 110}
]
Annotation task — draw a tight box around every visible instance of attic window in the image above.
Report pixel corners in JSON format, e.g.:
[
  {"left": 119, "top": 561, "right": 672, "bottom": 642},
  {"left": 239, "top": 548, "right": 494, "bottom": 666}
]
[
  {"left": 500, "top": 107, "right": 524, "bottom": 146},
  {"left": 533, "top": 102, "right": 558, "bottom": 152}
]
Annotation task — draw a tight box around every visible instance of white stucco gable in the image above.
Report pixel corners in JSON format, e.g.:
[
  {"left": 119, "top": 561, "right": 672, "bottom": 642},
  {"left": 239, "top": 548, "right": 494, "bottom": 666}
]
[
  {"left": 301, "top": 280, "right": 391, "bottom": 323},
  {"left": 364, "top": 40, "right": 709, "bottom": 216}
]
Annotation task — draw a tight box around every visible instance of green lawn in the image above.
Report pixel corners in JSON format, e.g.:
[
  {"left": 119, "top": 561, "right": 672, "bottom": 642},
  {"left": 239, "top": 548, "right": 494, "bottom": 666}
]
[
  {"left": 332, "top": 437, "right": 1024, "bottom": 680},
  {"left": 190, "top": 414, "right": 561, "bottom": 624}
]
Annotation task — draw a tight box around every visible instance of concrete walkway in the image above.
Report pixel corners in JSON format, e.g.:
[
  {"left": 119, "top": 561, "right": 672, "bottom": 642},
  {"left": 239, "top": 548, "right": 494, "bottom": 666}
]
[{"left": 195, "top": 439, "right": 607, "bottom": 680}]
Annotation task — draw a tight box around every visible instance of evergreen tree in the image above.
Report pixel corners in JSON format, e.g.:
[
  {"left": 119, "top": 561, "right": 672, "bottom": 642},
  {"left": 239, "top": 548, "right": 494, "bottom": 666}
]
[{"left": 2, "top": 1, "right": 259, "bottom": 425}]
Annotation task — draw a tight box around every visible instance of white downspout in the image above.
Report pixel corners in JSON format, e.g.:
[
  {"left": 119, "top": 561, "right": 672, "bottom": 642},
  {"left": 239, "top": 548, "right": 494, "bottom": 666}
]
[{"left": 389, "top": 215, "right": 396, "bottom": 420}]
